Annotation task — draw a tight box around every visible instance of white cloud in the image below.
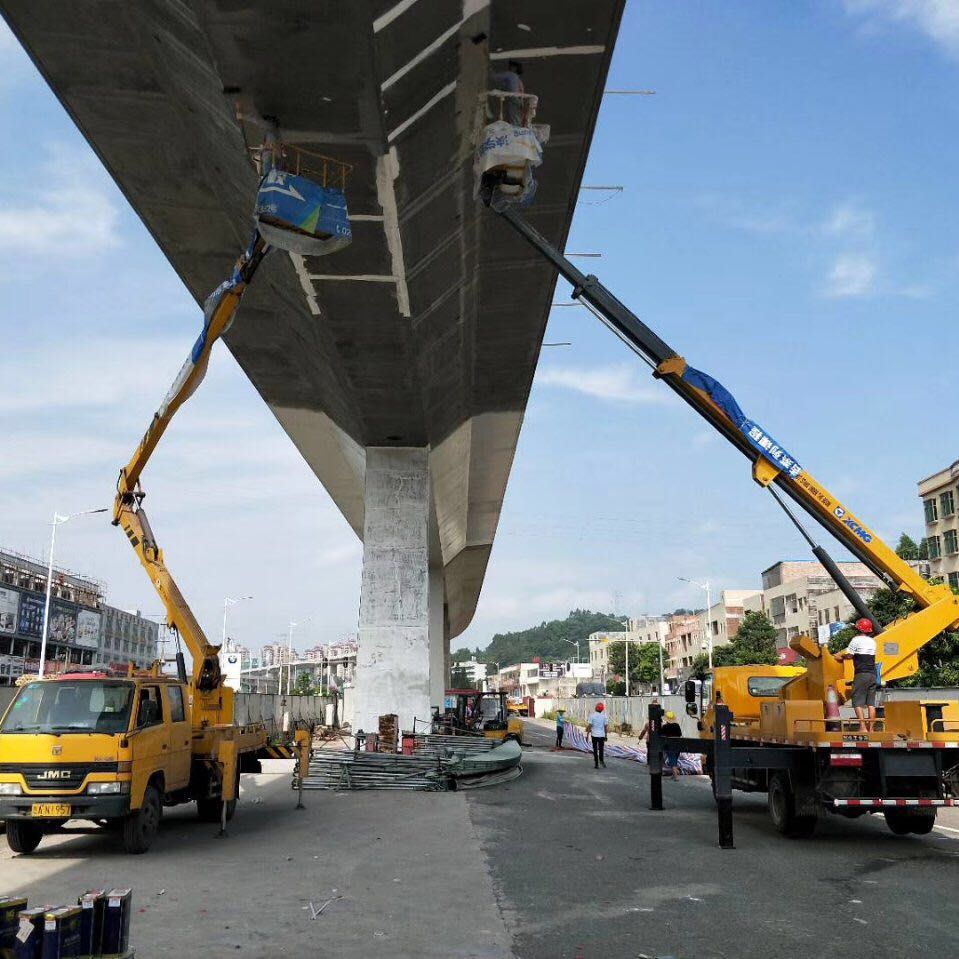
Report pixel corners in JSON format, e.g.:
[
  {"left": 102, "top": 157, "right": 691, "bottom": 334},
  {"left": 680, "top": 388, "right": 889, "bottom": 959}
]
[
  {"left": 0, "top": 145, "right": 120, "bottom": 255},
  {"left": 825, "top": 252, "right": 878, "bottom": 297},
  {"left": 822, "top": 202, "right": 876, "bottom": 240},
  {"left": 2, "top": 335, "right": 190, "bottom": 413},
  {"left": 844, "top": 0, "right": 959, "bottom": 57},
  {"left": 536, "top": 364, "right": 667, "bottom": 404}
]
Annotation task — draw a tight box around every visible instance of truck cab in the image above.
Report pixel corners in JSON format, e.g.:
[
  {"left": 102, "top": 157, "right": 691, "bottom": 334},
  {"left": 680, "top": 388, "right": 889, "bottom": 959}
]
[{"left": 0, "top": 671, "right": 196, "bottom": 854}]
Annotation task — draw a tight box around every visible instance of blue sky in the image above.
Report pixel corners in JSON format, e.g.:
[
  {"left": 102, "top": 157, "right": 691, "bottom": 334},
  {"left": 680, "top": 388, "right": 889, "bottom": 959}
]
[{"left": 1, "top": 2, "right": 956, "bottom": 657}]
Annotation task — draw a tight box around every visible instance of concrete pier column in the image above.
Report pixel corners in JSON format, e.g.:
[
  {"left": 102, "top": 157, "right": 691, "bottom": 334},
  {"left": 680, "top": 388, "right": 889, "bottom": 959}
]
[
  {"left": 354, "top": 448, "right": 432, "bottom": 735},
  {"left": 428, "top": 567, "right": 446, "bottom": 708}
]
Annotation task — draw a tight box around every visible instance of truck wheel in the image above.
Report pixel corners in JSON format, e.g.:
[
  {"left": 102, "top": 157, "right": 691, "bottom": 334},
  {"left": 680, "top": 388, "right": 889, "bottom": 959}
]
[
  {"left": 884, "top": 809, "right": 936, "bottom": 836},
  {"left": 6, "top": 820, "right": 43, "bottom": 854},
  {"left": 768, "top": 773, "right": 818, "bottom": 838},
  {"left": 122, "top": 784, "right": 161, "bottom": 854}
]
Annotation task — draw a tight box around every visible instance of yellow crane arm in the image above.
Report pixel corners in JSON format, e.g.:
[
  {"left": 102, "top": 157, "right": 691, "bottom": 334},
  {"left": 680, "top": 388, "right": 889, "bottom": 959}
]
[
  {"left": 112, "top": 234, "right": 268, "bottom": 696},
  {"left": 486, "top": 204, "right": 959, "bottom": 690},
  {"left": 654, "top": 355, "right": 959, "bottom": 684}
]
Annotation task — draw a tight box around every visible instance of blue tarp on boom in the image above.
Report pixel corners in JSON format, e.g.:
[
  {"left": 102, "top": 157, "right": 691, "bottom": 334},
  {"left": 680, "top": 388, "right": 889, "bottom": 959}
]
[{"left": 682, "top": 365, "right": 804, "bottom": 479}]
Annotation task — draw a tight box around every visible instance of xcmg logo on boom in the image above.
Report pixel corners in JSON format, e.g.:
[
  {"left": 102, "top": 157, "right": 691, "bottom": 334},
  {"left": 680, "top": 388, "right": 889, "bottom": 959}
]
[{"left": 842, "top": 518, "right": 873, "bottom": 543}]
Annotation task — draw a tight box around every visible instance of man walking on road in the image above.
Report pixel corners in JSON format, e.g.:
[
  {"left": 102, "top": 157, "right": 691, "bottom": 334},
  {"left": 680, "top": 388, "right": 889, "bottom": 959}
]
[
  {"left": 837, "top": 618, "right": 879, "bottom": 731},
  {"left": 554, "top": 709, "right": 566, "bottom": 748},
  {"left": 586, "top": 702, "right": 609, "bottom": 768},
  {"left": 661, "top": 710, "right": 683, "bottom": 781}
]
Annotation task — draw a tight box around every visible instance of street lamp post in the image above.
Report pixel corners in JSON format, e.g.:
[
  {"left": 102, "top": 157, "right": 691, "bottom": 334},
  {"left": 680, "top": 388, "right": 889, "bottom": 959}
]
[
  {"left": 560, "top": 638, "right": 580, "bottom": 663},
  {"left": 39, "top": 508, "right": 108, "bottom": 677},
  {"left": 678, "top": 577, "right": 713, "bottom": 670},
  {"left": 221, "top": 595, "right": 252, "bottom": 651},
  {"left": 286, "top": 621, "right": 297, "bottom": 696}
]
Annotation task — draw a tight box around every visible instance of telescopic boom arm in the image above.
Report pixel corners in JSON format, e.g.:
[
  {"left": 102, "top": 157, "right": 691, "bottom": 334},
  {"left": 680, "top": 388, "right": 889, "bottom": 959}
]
[
  {"left": 489, "top": 202, "right": 959, "bottom": 685},
  {"left": 112, "top": 234, "right": 268, "bottom": 712}
]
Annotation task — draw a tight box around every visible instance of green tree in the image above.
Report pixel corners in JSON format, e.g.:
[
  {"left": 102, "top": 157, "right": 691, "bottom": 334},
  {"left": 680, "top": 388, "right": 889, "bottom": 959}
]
[
  {"left": 449, "top": 664, "right": 472, "bottom": 688},
  {"left": 702, "top": 610, "right": 779, "bottom": 669},
  {"left": 477, "top": 609, "right": 627, "bottom": 668},
  {"left": 895, "top": 533, "right": 920, "bottom": 561},
  {"left": 606, "top": 641, "right": 661, "bottom": 694},
  {"left": 827, "top": 585, "right": 959, "bottom": 686},
  {"left": 292, "top": 671, "right": 317, "bottom": 696}
]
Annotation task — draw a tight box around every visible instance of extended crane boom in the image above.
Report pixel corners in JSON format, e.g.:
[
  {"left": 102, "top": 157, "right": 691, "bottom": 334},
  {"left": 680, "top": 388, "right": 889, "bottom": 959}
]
[
  {"left": 112, "top": 233, "right": 269, "bottom": 723},
  {"left": 112, "top": 131, "right": 353, "bottom": 726},
  {"left": 486, "top": 200, "right": 959, "bottom": 697}
]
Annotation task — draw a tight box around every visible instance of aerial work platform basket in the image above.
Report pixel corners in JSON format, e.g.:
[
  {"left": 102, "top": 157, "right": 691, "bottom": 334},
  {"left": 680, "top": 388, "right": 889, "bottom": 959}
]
[{"left": 249, "top": 138, "right": 354, "bottom": 256}]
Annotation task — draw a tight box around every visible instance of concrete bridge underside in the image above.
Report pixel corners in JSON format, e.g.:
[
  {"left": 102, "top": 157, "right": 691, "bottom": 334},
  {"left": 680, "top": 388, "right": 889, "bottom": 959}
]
[{"left": 2, "top": 0, "right": 625, "bottom": 731}]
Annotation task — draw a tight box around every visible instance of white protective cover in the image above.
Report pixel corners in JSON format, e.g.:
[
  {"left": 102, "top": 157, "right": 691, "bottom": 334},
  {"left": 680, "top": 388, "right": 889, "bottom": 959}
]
[{"left": 476, "top": 120, "right": 544, "bottom": 175}]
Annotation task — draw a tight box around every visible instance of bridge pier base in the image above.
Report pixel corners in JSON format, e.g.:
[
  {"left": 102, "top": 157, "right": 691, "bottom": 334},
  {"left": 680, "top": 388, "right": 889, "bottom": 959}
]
[{"left": 354, "top": 447, "right": 444, "bottom": 736}]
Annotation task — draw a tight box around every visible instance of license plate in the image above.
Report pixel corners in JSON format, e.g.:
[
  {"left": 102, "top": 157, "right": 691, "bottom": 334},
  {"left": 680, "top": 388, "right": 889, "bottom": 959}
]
[{"left": 31, "top": 803, "right": 71, "bottom": 818}]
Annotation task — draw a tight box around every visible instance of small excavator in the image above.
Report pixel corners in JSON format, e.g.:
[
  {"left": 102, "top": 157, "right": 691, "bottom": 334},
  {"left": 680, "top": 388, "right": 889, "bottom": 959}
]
[
  {"left": 478, "top": 94, "right": 959, "bottom": 837},
  {"left": 0, "top": 126, "right": 351, "bottom": 854}
]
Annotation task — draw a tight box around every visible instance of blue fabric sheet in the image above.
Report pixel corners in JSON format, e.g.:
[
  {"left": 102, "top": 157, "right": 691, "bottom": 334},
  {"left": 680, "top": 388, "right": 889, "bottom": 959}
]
[{"left": 682, "top": 364, "right": 804, "bottom": 479}]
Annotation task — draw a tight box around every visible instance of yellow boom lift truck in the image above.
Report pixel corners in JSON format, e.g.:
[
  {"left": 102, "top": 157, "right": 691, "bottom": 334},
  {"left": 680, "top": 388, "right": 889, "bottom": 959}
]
[
  {"left": 477, "top": 166, "right": 959, "bottom": 844},
  {"left": 0, "top": 128, "right": 352, "bottom": 854}
]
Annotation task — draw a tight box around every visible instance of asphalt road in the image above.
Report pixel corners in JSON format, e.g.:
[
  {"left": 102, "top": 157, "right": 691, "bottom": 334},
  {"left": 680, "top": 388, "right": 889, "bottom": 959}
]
[
  {"left": 465, "top": 720, "right": 959, "bottom": 959},
  {"left": 2, "top": 735, "right": 957, "bottom": 959}
]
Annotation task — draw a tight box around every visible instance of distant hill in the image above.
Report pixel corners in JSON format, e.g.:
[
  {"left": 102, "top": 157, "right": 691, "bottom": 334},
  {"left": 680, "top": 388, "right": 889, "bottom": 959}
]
[{"left": 452, "top": 609, "right": 626, "bottom": 668}]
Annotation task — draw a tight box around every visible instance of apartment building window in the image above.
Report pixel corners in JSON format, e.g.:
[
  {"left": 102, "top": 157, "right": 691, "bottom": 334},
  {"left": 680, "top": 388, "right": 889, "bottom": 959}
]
[
  {"left": 924, "top": 499, "right": 939, "bottom": 524},
  {"left": 926, "top": 535, "right": 941, "bottom": 560},
  {"left": 945, "top": 529, "right": 959, "bottom": 555},
  {"left": 949, "top": 572, "right": 959, "bottom": 591},
  {"left": 942, "top": 490, "right": 956, "bottom": 518}
]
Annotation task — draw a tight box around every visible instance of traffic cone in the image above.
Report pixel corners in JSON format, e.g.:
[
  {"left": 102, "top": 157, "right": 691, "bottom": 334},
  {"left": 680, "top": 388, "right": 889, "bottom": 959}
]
[{"left": 825, "top": 685, "right": 841, "bottom": 732}]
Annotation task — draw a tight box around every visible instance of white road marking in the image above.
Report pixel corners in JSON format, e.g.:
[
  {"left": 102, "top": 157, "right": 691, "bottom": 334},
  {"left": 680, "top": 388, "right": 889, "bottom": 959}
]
[
  {"left": 490, "top": 45, "right": 605, "bottom": 60},
  {"left": 387, "top": 81, "right": 457, "bottom": 142},
  {"left": 375, "top": 148, "right": 411, "bottom": 317},
  {"left": 289, "top": 252, "right": 321, "bottom": 316},
  {"left": 382, "top": 21, "right": 462, "bottom": 91},
  {"left": 373, "top": 0, "right": 419, "bottom": 33},
  {"left": 381, "top": 0, "right": 490, "bottom": 91},
  {"left": 307, "top": 274, "right": 397, "bottom": 282}
]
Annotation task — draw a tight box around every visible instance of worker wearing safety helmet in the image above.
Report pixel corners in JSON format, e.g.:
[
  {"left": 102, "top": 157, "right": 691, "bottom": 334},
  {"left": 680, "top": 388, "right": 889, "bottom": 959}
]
[
  {"left": 586, "top": 701, "right": 609, "bottom": 768},
  {"left": 837, "top": 618, "right": 878, "bottom": 732}
]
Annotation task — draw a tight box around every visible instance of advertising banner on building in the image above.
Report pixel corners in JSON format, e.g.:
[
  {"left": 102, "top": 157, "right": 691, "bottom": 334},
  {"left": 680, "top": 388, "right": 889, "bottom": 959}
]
[
  {"left": 49, "top": 602, "right": 78, "bottom": 645},
  {"left": 0, "top": 587, "right": 18, "bottom": 635},
  {"left": 18, "top": 594, "right": 44, "bottom": 638},
  {"left": 0, "top": 654, "right": 24, "bottom": 681},
  {"left": 75, "top": 609, "right": 101, "bottom": 650}
]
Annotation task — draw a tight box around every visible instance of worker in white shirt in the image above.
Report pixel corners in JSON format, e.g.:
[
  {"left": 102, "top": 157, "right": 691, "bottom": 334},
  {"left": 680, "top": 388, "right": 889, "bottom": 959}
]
[
  {"left": 837, "top": 618, "right": 879, "bottom": 732},
  {"left": 586, "top": 702, "right": 609, "bottom": 768}
]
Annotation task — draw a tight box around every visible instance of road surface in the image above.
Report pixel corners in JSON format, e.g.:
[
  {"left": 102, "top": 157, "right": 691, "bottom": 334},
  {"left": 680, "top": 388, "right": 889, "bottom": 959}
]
[{"left": 2, "top": 734, "right": 958, "bottom": 958}]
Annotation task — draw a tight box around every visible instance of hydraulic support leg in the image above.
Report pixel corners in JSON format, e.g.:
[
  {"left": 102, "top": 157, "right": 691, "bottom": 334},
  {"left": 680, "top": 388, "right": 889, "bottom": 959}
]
[
  {"left": 714, "top": 704, "right": 734, "bottom": 849},
  {"left": 647, "top": 703, "right": 664, "bottom": 811}
]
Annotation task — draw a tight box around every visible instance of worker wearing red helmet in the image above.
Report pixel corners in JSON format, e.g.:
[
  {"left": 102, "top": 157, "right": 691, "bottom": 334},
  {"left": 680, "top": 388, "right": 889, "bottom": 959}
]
[
  {"left": 586, "top": 701, "right": 609, "bottom": 769},
  {"left": 837, "top": 618, "right": 878, "bottom": 731}
]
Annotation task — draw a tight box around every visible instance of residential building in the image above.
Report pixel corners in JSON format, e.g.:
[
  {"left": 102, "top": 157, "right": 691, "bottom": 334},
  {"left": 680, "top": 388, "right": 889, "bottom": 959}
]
[
  {"left": 705, "top": 590, "right": 754, "bottom": 650},
  {"left": 98, "top": 607, "right": 160, "bottom": 670},
  {"left": 813, "top": 581, "right": 884, "bottom": 639},
  {"left": 587, "top": 630, "right": 627, "bottom": 680},
  {"left": 759, "top": 560, "right": 881, "bottom": 648},
  {"left": 452, "top": 658, "right": 488, "bottom": 689},
  {"left": 0, "top": 547, "right": 158, "bottom": 683},
  {"left": 919, "top": 459, "right": 959, "bottom": 591},
  {"left": 496, "top": 661, "right": 593, "bottom": 698},
  {"left": 664, "top": 612, "right": 701, "bottom": 684}
]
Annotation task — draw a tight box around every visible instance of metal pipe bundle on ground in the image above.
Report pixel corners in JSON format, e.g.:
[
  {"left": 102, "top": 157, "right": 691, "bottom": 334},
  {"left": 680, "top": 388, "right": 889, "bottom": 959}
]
[
  {"left": 296, "top": 750, "right": 450, "bottom": 791},
  {"left": 411, "top": 735, "right": 498, "bottom": 758}
]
